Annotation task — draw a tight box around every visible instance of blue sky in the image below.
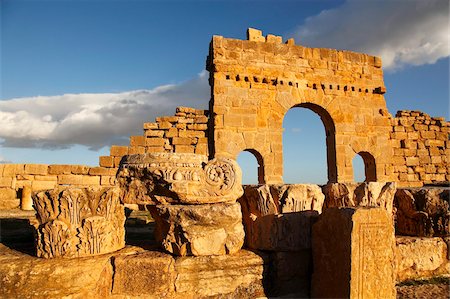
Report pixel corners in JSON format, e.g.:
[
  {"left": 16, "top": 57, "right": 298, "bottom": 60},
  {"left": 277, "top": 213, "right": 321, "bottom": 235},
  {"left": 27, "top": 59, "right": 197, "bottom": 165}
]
[{"left": 1, "top": 0, "right": 448, "bottom": 184}]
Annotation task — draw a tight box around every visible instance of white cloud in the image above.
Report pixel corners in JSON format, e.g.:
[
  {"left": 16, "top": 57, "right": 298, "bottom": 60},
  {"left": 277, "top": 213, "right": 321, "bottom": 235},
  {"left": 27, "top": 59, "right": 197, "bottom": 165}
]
[
  {"left": 290, "top": 0, "right": 449, "bottom": 70},
  {"left": 0, "top": 71, "right": 209, "bottom": 150}
]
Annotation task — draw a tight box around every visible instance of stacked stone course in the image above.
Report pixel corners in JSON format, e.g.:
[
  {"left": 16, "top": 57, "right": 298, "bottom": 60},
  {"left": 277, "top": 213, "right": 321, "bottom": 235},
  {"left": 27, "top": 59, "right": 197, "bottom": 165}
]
[
  {"left": 0, "top": 163, "right": 116, "bottom": 209},
  {"left": 390, "top": 110, "right": 449, "bottom": 187},
  {"left": 99, "top": 106, "right": 209, "bottom": 169}
]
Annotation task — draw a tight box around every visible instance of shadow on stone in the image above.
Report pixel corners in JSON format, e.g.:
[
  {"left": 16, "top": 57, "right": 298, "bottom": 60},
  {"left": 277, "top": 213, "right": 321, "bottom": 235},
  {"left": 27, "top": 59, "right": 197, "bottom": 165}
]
[{"left": 0, "top": 218, "right": 36, "bottom": 255}]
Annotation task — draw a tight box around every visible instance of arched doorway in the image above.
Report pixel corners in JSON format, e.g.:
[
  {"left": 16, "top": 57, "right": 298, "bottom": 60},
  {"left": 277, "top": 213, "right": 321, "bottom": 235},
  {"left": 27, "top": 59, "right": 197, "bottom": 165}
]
[
  {"left": 282, "top": 103, "right": 337, "bottom": 184},
  {"left": 237, "top": 149, "right": 265, "bottom": 185},
  {"left": 353, "top": 151, "right": 377, "bottom": 182}
]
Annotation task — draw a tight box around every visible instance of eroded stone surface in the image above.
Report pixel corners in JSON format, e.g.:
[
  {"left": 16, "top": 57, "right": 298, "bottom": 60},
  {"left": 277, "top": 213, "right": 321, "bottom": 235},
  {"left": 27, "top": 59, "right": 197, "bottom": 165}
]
[
  {"left": 239, "top": 184, "right": 323, "bottom": 251},
  {"left": 323, "top": 182, "right": 396, "bottom": 215},
  {"left": 174, "top": 250, "right": 267, "bottom": 298},
  {"left": 150, "top": 202, "right": 244, "bottom": 256},
  {"left": 312, "top": 207, "right": 396, "bottom": 299},
  {"left": 33, "top": 186, "right": 125, "bottom": 258},
  {"left": 396, "top": 236, "right": 450, "bottom": 282},
  {"left": 0, "top": 244, "right": 266, "bottom": 299},
  {"left": 395, "top": 187, "right": 449, "bottom": 237},
  {"left": 117, "top": 153, "right": 243, "bottom": 205}
]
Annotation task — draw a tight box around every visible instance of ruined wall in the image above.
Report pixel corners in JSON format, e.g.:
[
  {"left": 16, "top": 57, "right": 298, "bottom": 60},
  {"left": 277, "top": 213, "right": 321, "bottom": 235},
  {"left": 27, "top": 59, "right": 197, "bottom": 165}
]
[
  {"left": 98, "top": 106, "right": 209, "bottom": 169},
  {"left": 0, "top": 164, "right": 116, "bottom": 209},
  {"left": 390, "top": 110, "right": 449, "bottom": 187},
  {"left": 207, "top": 28, "right": 393, "bottom": 184}
]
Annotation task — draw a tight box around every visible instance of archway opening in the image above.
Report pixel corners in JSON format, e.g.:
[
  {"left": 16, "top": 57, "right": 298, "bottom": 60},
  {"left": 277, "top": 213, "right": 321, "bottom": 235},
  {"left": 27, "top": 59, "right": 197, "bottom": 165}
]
[
  {"left": 352, "top": 151, "right": 377, "bottom": 182},
  {"left": 237, "top": 149, "right": 265, "bottom": 185},
  {"left": 282, "top": 103, "right": 336, "bottom": 184}
]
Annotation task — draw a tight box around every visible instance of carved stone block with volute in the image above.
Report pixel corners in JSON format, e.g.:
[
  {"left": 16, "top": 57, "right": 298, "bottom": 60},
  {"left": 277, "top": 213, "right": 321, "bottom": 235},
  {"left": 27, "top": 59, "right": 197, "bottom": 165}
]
[
  {"left": 117, "top": 153, "right": 243, "bottom": 205},
  {"left": 33, "top": 186, "right": 125, "bottom": 258}
]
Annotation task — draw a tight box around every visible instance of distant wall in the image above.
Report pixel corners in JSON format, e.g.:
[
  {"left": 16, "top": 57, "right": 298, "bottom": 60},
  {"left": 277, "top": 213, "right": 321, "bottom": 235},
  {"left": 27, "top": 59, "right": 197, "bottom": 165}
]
[
  {"left": 0, "top": 164, "right": 116, "bottom": 209},
  {"left": 98, "top": 106, "right": 209, "bottom": 169},
  {"left": 390, "top": 110, "right": 449, "bottom": 187}
]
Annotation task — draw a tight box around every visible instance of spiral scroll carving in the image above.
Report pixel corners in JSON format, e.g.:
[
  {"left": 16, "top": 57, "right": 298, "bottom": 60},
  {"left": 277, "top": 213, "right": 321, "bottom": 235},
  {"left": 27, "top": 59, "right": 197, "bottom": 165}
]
[{"left": 205, "top": 158, "right": 236, "bottom": 192}]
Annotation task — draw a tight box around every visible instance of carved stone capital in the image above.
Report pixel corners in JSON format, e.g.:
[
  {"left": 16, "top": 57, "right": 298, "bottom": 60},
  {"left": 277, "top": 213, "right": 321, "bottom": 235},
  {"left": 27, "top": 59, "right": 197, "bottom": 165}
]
[
  {"left": 117, "top": 153, "right": 243, "bottom": 205},
  {"left": 33, "top": 186, "right": 125, "bottom": 258}
]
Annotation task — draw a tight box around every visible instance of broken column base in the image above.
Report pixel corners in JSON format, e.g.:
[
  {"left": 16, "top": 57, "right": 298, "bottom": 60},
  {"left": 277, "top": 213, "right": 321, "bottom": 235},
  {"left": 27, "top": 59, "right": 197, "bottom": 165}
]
[
  {"left": 149, "top": 202, "right": 245, "bottom": 256},
  {"left": 312, "top": 207, "right": 396, "bottom": 299}
]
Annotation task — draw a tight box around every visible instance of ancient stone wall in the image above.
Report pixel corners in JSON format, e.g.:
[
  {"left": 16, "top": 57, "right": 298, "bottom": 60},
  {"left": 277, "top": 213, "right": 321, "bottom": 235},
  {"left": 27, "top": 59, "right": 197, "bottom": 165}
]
[
  {"left": 390, "top": 110, "right": 449, "bottom": 187},
  {"left": 0, "top": 164, "right": 116, "bottom": 209},
  {"left": 207, "top": 28, "right": 393, "bottom": 184},
  {"left": 99, "top": 106, "right": 209, "bottom": 169}
]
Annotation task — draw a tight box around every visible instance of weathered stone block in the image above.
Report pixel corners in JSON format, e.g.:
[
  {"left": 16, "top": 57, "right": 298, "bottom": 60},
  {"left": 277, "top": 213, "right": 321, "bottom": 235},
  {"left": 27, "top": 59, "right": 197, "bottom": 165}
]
[
  {"left": 112, "top": 251, "right": 176, "bottom": 297},
  {"left": 239, "top": 184, "right": 324, "bottom": 251},
  {"left": 395, "top": 236, "right": 449, "bottom": 282},
  {"left": 33, "top": 186, "right": 125, "bottom": 258},
  {"left": 110, "top": 145, "right": 129, "bottom": 157},
  {"left": 174, "top": 249, "right": 266, "bottom": 297},
  {"left": 99, "top": 156, "right": 114, "bottom": 168},
  {"left": 0, "top": 187, "right": 18, "bottom": 209},
  {"left": 323, "top": 182, "right": 396, "bottom": 215},
  {"left": 117, "top": 153, "right": 243, "bottom": 205},
  {"left": 150, "top": 202, "right": 244, "bottom": 256},
  {"left": 24, "top": 164, "right": 48, "bottom": 175},
  {"left": 394, "top": 187, "right": 449, "bottom": 236},
  {"left": 312, "top": 207, "right": 396, "bottom": 299}
]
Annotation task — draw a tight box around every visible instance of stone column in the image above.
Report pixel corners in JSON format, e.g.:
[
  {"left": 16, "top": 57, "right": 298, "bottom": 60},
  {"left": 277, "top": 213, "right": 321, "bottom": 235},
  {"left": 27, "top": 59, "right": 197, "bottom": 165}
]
[
  {"left": 117, "top": 153, "right": 245, "bottom": 256},
  {"left": 21, "top": 185, "right": 34, "bottom": 211},
  {"left": 311, "top": 207, "right": 396, "bottom": 299},
  {"left": 33, "top": 186, "right": 125, "bottom": 258}
]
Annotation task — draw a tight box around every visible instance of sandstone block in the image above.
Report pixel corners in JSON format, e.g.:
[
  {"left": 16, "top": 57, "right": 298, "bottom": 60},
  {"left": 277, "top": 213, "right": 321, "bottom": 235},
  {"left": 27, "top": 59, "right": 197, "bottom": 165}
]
[
  {"left": 239, "top": 184, "right": 324, "bottom": 251},
  {"left": 0, "top": 177, "right": 13, "bottom": 187},
  {"left": 323, "top": 182, "right": 396, "bottom": 216},
  {"left": 0, "top": 188, "right": 18, "bottom": 209},
  {"left": 81, "top": 175, "right": 100, "bottom": 186},
  {"left": 57, "top": 174, "right": 83, "bottom": 185},
  {"left": 88, "top": 167, "right": 111, "bottom": 176},
  {"left": 312, "top": 207, "right": 396, "bottom": 299},
  {"left": 24, "top": 164, "right": 48, "bottom": 175},
  {"left": 174, "top": 250, "right": 266, "bottom": 297},
  {"left": 150, "top": 202, "right": 244, "bottom": 256},
  {"left": 395, "top": 236, "right": 449, "bottom": 282},
  {"left": 144, "top": 129, "right": 165, "bottom": 137},
  {"left": 117, "top": 153, "right": 243, "bottom": 205},
  {"left": 143, "top": 122, "right": 158, "bottom": 129},
  {"left": 99, "top": 156, "right": 114, "bottom": 168},
  {"left": 145, "top": 137, "right": 165, "bottom": 146},
  {"left": 110, "top": 145, "right": 129, "bottom": 157},
  {"left": 112, "top": 251, "right": 176, "bottom": 297},
  {"left": 172, "top": 137, "right": 196, "bottom": 145},
  {"left": 2, "top": 164, "right": 25, "bottom": 176},
  {"left": 394, "top": 187, "right": 449, "bottom": 237},
  {"left": 33, "top": 186, "right": 125, "bottom": 258},
  {"left": 247, "top": 28, "right": 265, "bottom": 42},
  {"left": 130, "top": 135, "right": 145, "bottom": 147},
  {"left": 32, "top": 180, "right": 57, "bottom": 191},
  {"left": 70, "top": 165, "right": 90, "bottom": 175}
]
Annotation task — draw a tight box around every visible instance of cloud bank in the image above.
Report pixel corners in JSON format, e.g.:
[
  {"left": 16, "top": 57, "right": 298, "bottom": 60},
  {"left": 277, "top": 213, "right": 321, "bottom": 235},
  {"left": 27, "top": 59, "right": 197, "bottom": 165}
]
[
  {"left": 291, "top": 0, "right": 449, "bottom": 70},
  {"left": 0, "top": 71, "right": 209, "bottom": 150}
]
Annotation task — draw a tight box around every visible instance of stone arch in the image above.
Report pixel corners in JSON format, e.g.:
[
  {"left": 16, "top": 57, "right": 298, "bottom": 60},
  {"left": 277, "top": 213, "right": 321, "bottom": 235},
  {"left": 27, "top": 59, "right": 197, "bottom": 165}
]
[
  {"left": 354, "top": 151, "right": 377, "bottom": 182},
  {"left": 284, "top": 103, "right": 337, "bottom": 183},
  {"left": 237, "top": 149, "right": 265, "bottom": 184}
]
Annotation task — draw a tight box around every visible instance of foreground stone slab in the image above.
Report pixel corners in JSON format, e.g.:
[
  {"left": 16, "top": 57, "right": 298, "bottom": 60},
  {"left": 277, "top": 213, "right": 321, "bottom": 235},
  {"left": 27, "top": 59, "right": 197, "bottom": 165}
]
[
  {"left": 396, "top": 236, "right": 450, "bottom": 282},
  {"left": 150, "top": 202, "right": 245, "bottom": 256},
  {"left": 395, "top": 187, "right": 449, "bottom": 237},
  {"left": 33, "top": 186, "right": 125, "bottom": 258},
  {"left": 312, "top": 207, "right": 396, "bottom": 299},
  {"left": 173, "top": 250, "right": 267, "bottom": 298},
  {"left": 239, "top": 184, "right": 323, "bottom": 251},
  {"left": 117, "top": 153, "right": 243, "bottom": 205},
  {"left": 323, "top": 182, "right": 396, "bottom": 215},
  {"left": 0, "top": 243, "right": 267, "bottom": 299}
]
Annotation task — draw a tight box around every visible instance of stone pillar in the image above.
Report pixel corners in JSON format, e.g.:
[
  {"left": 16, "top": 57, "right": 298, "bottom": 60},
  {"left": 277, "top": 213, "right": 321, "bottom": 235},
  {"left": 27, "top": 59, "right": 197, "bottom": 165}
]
[
  {"left": 117, "top": 153, "right": 245, "bottom": 256},
  {"left": 311, "top": 207, "right": 396, "bottom": 299},
  {"left": 21, "top": 185, "right": 34, "bottom": 211},
  {"left": 33, "top": 186, "right": 125, "bottom": 258}
]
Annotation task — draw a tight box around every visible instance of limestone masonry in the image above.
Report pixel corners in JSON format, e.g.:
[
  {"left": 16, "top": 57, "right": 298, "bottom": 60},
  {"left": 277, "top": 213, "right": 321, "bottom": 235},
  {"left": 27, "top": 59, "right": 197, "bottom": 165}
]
[{"left": 0, "top": 28, "right": 448, "bottom": 298}]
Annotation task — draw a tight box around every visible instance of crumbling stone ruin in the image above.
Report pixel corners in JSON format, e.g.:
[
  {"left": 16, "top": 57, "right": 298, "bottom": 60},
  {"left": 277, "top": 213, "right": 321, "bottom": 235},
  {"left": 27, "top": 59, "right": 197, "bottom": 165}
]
[{"left": 0, "top": 28, "right": 448, "bottom": 298}]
